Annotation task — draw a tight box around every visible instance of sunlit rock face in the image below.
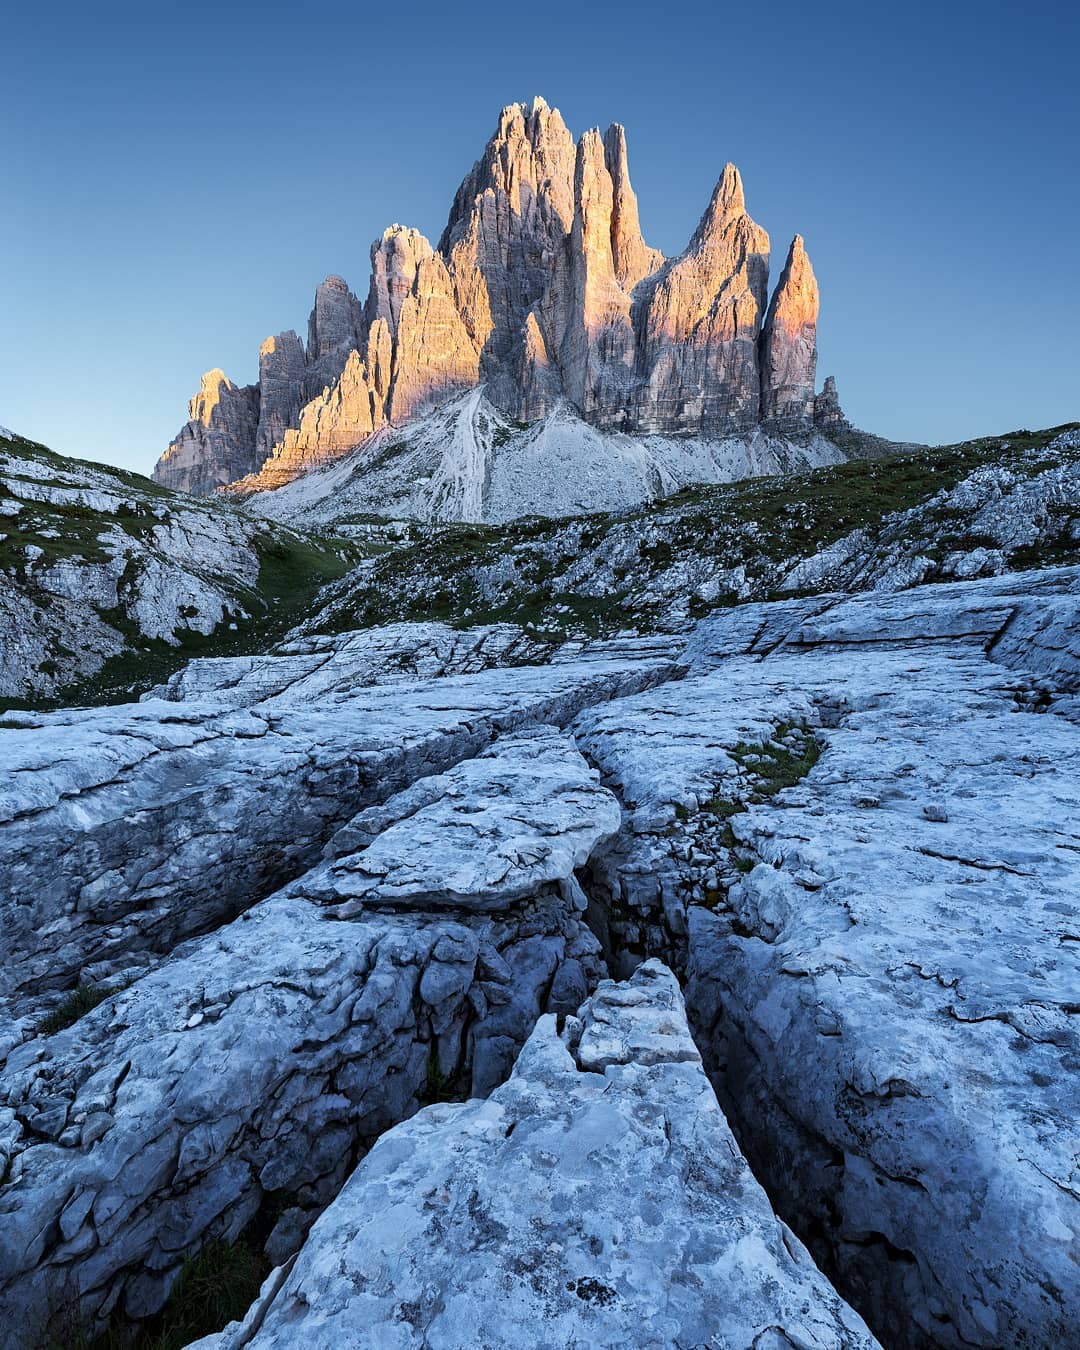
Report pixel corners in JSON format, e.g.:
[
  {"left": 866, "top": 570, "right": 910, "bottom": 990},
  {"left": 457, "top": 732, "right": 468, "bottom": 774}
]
[
  {"left": 761, "top": 234, "right": 820, "bottom": 429},
  {"left": 154, "top": 370, "right": 260, "bottom": 494},
  {"left": 154, "top": 98, "right": 825, "bottom": 495},
  {"left": 307, "top": 274, "right": 363, "bottom": 364}
]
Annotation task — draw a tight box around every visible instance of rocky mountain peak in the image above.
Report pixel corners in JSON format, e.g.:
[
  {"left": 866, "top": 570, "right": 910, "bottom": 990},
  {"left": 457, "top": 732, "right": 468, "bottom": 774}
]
[
  {"left": 307, "top": 274, "right": 363, "bottom": 362},
  {"left": 602, "top": 122, "right": 665, "bottom": 292},
  {"left": 692, "top": 163, "right": 750, "bottom": 244},
  {"left": 155, "top": 98, "right": 835, "bottom": 497},
  {"left": 368, "top": 226, "right": 438, "bottom": 336}
]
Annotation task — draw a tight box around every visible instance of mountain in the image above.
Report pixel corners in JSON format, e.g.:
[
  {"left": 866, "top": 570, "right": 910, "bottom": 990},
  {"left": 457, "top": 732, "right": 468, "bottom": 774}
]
[{"left": 153, "top": 98, "right": 851, "bottom": 507}]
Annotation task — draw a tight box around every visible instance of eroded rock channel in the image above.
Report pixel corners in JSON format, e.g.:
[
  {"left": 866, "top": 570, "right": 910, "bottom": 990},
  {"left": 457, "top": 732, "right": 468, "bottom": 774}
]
[{"left": 1, "top": 569, "right": 1078, "bottom": 1347}]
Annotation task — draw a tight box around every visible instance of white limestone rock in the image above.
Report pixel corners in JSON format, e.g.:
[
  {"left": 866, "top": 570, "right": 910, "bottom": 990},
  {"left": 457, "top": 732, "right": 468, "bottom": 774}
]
[
  {"left": 196, "top": 962, "right": 879, "bottom": 1350},
  {"left": 312, "top": 726, "right": 621, "bottom": 913},
  {"left": 572, "top": 577, "right": 1080, "bottom": 1347},
  {"left": 0, "top": 645, "right": 676, "bottom": 1021},
  {"left": 0, "top": 885, "right": 603, "bottom": 1340},
  {"left": 0, "top": 429, "right": 348, "bottom": 700}
]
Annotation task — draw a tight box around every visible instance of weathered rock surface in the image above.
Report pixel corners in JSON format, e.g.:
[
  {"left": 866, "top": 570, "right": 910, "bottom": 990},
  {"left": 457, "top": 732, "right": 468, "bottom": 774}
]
[
  {"left": 0, "top": 638, "right": 675, "bottom": 1024},
  {"left": 571, "top": 574, "right": 1080, "bottom": 1348},
  {"left": 0, "top": 725, "right": 649, "bottom": 1337},
  {"left": 5, "top": 514, "right": 1080, "bottom": 1350},
  {"left": 312, "top": 726, "right": 621, "bottom": 914},
  {"left": 153, "top": 371, "right": 261, "bottom": 495},
  {"left": 155, "top": 98, "right": 836, "bottom": 503},
  {"left": 194, "top": 961, "right": 879, "bottom": 1350},
  {"left": 0, "top": 882, "right": 602, "bottom": 1338}
]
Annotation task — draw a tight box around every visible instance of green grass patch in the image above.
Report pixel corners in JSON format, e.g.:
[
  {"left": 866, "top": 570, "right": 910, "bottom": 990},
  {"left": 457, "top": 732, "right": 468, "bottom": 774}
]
[
  {"left": 46, "top": 1237, "right": 270, "bottom": 1350},
  {"left": 37, "top": 984, "right": 119, "bottom": 1035},
  {"left": 310, "top": 421, "right": 1080, "bottom": 641},
  {"left": 729, "top": 723, "right": 822, "bottom": 801},
  {"left": 4, "top": 529, "right": 357, "bottom": 712}
]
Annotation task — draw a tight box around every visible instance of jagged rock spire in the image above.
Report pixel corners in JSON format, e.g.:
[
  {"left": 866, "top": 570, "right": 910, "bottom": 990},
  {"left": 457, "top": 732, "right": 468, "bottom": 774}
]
[
  {"left": 603, "top": 123, "right": 664, "bottom": 291},
  {"left": 628, "top": 163, "right": 771, "bottom": 434},
  {"left": 307, "top": 275, "right": 363, "bottom": 363},
  {"left": 761, "top": 234, "right": 819, "bottom": 428}
]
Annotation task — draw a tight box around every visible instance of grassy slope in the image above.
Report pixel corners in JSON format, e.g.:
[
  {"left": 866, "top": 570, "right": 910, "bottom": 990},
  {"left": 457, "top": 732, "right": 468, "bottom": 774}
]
[
  {"left": 0, "top": 431, "right": 359, "bottom": 711},
  {"left": 304, "top": 422, "right": 1080, "bottom": 641}
]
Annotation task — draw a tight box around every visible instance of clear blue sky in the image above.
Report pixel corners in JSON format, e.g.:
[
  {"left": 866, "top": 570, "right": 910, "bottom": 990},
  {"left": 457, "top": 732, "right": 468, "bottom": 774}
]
[{"left": 3, "top": 0, "right": 1077, "bottom": 474}]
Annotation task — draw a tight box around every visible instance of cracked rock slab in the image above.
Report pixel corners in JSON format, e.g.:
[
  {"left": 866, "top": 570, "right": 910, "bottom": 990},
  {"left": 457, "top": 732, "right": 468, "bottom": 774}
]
[
  {"left": 311, "top": 725, "right": 621, "bottom": 912},
  {"left": 0, "top": 648, "right": 673, "bottom": 1023},
  {"left": 570, "top": 579, "right": 1080, "bottom": 1347},
  {"left": 195, "top": 961, "right": 879, "bottom": 1350},
  {"left": 0, "top": 881, "right": 602, "bottom": 1341}
]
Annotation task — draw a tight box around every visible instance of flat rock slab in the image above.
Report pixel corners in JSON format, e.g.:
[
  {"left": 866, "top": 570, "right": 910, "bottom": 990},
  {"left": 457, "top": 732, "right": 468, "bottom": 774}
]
[
  {"left": 197, "top": 961, "right": 879, "bottom": 1350},
  {"left": 310, "top": 725, "right": 621, "bottom": 912}
]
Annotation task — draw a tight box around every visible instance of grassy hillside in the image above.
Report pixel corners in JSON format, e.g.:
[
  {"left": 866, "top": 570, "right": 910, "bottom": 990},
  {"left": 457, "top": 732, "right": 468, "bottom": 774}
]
[
  {"left": 294, "top": 423, "right": 1080, "bottom": 642},
  {"left": 0, "top": 430, "right": 359, "bottom": 710}
]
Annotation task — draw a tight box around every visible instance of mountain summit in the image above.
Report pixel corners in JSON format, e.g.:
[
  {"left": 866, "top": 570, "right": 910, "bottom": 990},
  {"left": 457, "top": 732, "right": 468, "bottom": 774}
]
[{"left": 154, "top": 98, "right": 828, "bottom": 497}]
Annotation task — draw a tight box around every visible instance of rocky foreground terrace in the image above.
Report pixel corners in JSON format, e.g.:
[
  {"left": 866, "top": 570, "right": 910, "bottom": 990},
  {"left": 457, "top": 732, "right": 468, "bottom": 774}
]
[{"left": 1, "top": 561, "right": 1077, "bottom": 1347}]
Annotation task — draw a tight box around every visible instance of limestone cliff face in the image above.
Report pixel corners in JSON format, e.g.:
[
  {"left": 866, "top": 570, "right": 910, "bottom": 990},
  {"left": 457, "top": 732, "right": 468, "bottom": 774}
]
[
  {"left": 155, "top": 98, "right": 831, "bottom": 494},
  {"left": 307, "top": 274, "right": 363, "bottom": 364},
  {"left": 154, "top": 371, "right": 260, "bottom": 494},
  {"left": 761, "top": 235, "right": 819, "bottom": 429},
  {"left": 438, "top": 95, "right": 577, "bottom": 413},
  {"left": 255, "top": 331, "right": 307, "bottom": 460},
  {"left": 628, "top": 164, "right": 770, "bottom": 435}
]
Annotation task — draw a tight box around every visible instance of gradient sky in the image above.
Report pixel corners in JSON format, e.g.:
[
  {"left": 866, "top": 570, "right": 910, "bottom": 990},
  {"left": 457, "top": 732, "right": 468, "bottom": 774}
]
[{"left": 3, "top": 0, "right": 1077, "bottom": 475}]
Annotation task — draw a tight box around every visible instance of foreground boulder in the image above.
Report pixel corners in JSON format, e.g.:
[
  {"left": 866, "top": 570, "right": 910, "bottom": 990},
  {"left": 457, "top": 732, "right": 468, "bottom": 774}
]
[
  {"left": 195, "top": 961, "right": 879, "bottom": 1349},
  {"left": 0, "top": 730, "right": 614, "bottom": 1340}
]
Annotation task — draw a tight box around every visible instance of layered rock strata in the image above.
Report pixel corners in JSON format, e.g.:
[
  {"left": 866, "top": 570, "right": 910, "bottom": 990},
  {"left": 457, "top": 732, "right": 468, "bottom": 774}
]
[
  {"left": 195, "top": 962, "right": 878, "bottom": 1349},
  {"left": 155, "top": 98, "right": 829, "bottom": 498}
]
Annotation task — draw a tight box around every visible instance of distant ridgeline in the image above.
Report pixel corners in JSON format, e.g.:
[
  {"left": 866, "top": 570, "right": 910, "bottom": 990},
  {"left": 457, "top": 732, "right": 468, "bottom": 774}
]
[{"left": 154, "top": 97, "right": 848, "bottom": 498}]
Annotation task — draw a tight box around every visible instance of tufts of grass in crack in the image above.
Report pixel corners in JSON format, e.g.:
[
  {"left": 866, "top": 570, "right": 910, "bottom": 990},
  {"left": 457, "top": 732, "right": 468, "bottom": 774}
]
[
  {"left": 727, "top": 723, "right": 822, "bottom": 803},
  {"left": 37, "top": 984, "right": 120, "bottom": 1036},
  {"left": 687, "top": 723, "right": 822, "bottom": 910},
  {"left": 44, "top": 1238, "right": 270, "bottom": 1350}
]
